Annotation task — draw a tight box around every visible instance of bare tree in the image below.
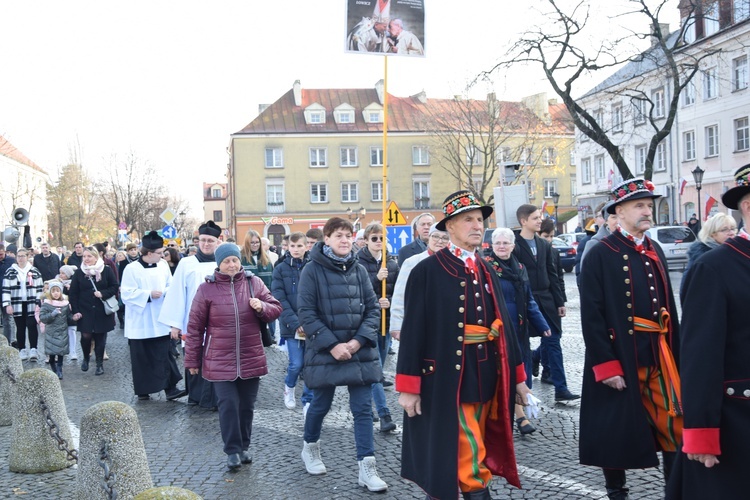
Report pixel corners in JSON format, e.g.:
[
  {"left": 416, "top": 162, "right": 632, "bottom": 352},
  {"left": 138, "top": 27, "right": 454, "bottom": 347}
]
[
  {"left": 490, "top": 0, "right": 716, "bottom": 180},
  {"left": 46, "top": 162, "right": 105, "bottom": 247}
]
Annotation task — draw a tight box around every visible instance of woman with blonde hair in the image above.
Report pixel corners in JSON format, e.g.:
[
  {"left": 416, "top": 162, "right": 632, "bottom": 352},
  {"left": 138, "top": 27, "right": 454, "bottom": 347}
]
[
  {"left": 680, "top": 213, "right": 737, "bottom": 302},
  {"left": 241, "top": 230, "right": 276, "bottom": 340}
]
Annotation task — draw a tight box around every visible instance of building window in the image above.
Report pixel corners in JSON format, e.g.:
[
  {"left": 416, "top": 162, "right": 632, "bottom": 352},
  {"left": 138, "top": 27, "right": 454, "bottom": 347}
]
[
  {"left": 341, "top": 182, "right": 359, "bottom": 203},
  {"left": 735, "top": 117, "right": 750, "bottom": 151},
  {"left": 542, "top": 147, "right": 556, "bottom": 165},
  {"left": 581, "top": 158, "right": 591, "bottom": 184},
  {"left": 633, "top": 99, "right": 646, "bottom": 124},
  {"left": 520, "top": 147, "right": 533, "bottom": 165},
  {"left": 570, "top": 175, "right": 577, "bottom": 198},
  {"left": 703, "top": 68, "right": 718, "bottom": 100},
  {"left": 527, "top": 181, "right": 535, "bottom": 199},
  {"left": 265, "top": 148, "right": 283, "bottom": 168},
  {"left": 340, "top": 146, "right": 358, "bottom": 167},
  {"left": 310, "top": 183, "right": 328, "bottom": 203},
  {"left": 371, "top": 181, "right": 387, "bottom": 202},
  {"left": 309, "top": 148, "right": 327, "bottom": 168},
  {"left": 635, "top": 145, "right": 647, "bottom": 174},
  {"left": 612, "top": 104, "right": 623, "bottom": 132},
  {"left": 654, "top": 143, "right": 667, "bottom": 172},
  {"left": 211, "top": 187, "right": 222, "bottom": 198},
  {"left": 213, "top": 210, "right": 223, "bottom": 222},
  {"left": 370, "top": 146, "right": 383, "bottom": 166},
  {"left": 412, "top": 145, "right": 429, "bottom": 165},
  {"left": 266, "top": 183, "right": 285, "bottom": 212},
  {"left": 594, "top": 155, "right": 605, "bottom": 181},
  {"left": 652, "top": 88, "right": 665, "bottom": 118},
  {"left": 413, "top": 181, "right": 430, "bottom": 209},
  {"left": 337, "top": 111, "right": 353, "bottom": 123},
  {"left": 466, "top": 145, "right": 481, "bottom": 165},
  {"left": 705, "top": 125, "right": 720, "bottom": 157},
  {"left": 543, "top": 179, "right": 557, "bottom": 198},
  {"left": 704, "top": 2, "right": 719, "bottom": 36},
  {"left": 682, "top": 80, "right": 696, "bottom": 106},
  {"left": 308, "top": 111, "right": 324, "bottom": 124},
  {"left": 569, "top": 149, "right": 576, "bottom": 165},
  {"left": 682, "top": 16, "right": 696, "bottom": 44},
  {"left": 733, "top": 56, "right": 748, "bottom": 91},
  {"left": 683, "top": 130, "right": 696, "bottom": 161},
  {"left": 497, "top": 146, "right": 512, "bottom": 163},
  {"left": 736, "top": 0, "right": 750, "bottom": 22},
  {"left": 365, "top": 111, "right": 382, "bottom": 123}
]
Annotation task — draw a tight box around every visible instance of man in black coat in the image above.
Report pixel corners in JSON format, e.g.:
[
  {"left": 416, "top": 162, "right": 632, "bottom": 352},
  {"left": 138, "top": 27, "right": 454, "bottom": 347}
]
[
  {"left": 34, "top": 242, "right": 62, "bottom": 281},
  {"left": 66, "top": 242, "right": 84, "bottom": 268},
  {"left": 513, "top": 204, "right": 578, "bottom": 401},
  {"left": 397, "top": 212, "right": 434, "bottom": 265},
  {"left": 397, "top": 191, "right": 529, "bottom": 500},
  {"left": 580, "top": 178, "right": 682, "bottom": 499},
  {"left": 666, "top": 165, "right": 750, "bottom": 499}
]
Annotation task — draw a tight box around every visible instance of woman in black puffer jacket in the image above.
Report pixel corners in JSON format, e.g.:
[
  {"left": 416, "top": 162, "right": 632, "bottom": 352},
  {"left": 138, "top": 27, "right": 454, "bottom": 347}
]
[
  {"left": 356, "top": 222, "right": 399, "bottom": 432},
  {"left": 297, "top": 217, "right": 387, "bottom": 491}
]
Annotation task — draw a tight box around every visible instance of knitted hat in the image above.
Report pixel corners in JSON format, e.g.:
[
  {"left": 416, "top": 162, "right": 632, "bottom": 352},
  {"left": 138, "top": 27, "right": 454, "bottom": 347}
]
[
  {"left": 721, "top": 164, "right": 750, "bottom": 210},
  {"left": 59, "top": 265, "right": 77, "bottom": 278},
  {"left": 214, "top": 243, "right": 240, "bottom": 265},
  {"left": 436, "top": 190, "right": 493, "bottom": 231},
  {"left": 199, "top": 220, "right": 222, "bottom": 238},
  {"left": 48, "top": 280, "right": 64, "bottom": 293},
  {"left": 607, "top": 177, "right": 661, "bottom": 214}
]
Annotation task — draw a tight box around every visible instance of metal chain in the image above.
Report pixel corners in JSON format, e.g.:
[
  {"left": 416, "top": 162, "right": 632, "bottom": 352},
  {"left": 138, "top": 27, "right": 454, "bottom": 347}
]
[
  {"left": 98, "top": 439, "right": 117, "bottom": 500},
  {"left": 4, "top": 367, "right": 17, "bottom": 384},
  {"left": 39, "top": 397, "right": 79, "bottom": 462}
]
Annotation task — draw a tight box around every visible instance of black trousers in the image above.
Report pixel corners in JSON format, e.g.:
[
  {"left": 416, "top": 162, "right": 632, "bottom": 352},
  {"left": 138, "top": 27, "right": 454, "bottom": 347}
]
[
  {"left": 13, "top": 303, "right": 38, "bottom": 350},
  {"left": 214, "top": 377, "right": 260, "bottom": 455}
]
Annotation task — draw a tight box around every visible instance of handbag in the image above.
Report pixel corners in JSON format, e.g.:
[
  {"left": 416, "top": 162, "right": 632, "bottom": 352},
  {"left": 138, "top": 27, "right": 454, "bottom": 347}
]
[
  {"left": 88, "top": 276, "right": 119, "bottom": 315},
  {"left": 247, "top": 274, "right": 275, "bottom": 347}
]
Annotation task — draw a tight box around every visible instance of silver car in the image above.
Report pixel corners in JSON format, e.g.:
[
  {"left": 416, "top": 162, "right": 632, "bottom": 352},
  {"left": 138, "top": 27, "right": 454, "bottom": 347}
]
[{"left": 645, "top": 226, "right": 696, "bottom": 271}]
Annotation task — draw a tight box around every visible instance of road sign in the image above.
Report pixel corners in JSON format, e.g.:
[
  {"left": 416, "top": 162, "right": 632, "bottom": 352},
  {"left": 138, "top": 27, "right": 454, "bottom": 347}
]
[
  {"left": 160, "top": 208, "right": 177, "bottom": 224},
  {"left": 118, "top": 221, "right": 127, "bottom": 230},
  {"left": 384, "top": 201, "right": 405, "bottom": 226},
  {"left": 162, "top": 225, "right": 177, "bottom": 239},
  {"left": 386, "top": 225, "right": 412, "bottom": 255}
]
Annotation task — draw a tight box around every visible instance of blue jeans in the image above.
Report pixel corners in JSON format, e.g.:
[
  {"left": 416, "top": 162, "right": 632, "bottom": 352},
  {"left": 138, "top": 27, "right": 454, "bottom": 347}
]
[
  {"left": 532, "top": 324, "right": 568, "bottom": 392},
  {"left": 285, "top": 339, "right": 313, "bottom": 405},
  {"left": 304, "top": 384, "right": 374, "bottom": 460},
  {"left": 371, "top": 332, "right": 391, "bottom": 417}
]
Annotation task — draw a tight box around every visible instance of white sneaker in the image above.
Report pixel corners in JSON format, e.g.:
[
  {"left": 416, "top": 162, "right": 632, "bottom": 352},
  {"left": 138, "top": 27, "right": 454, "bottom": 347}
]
[
  {"left": 19, "top": 348, "right": 29, "bottom": 361},
  {"left": 358, "top": 456, "right": 387, "bottom": 492},
  {"left": 284, "top": 385, "right": 296, "bottom": 409},
  {"left": 70, "top": 352, "right": 78, "bottom": 361},
  {"left": 302, "top": 402, "right": 310, "bottom": 421},
  {"left": 29, "top": 348, "right": 39, "bottom": 362},
  {"left": 301, "top": 441, "right": 326, "bottom": 475}
]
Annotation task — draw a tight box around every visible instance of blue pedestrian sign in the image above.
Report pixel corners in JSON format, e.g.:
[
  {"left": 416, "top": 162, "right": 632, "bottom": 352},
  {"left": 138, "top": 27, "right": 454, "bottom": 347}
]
[
  {"left": 386, "top": 225, "right": 412, "bottom": 255},
  {"left": 162, "top": 225, "right": 177, "bottom": 239}
]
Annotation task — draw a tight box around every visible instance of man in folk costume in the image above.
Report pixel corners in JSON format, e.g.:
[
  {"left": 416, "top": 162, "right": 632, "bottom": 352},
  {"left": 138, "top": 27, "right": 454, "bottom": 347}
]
[
  {"left": 120, "top": 231, "right": 185, "bottom": 401},
  {"left": 666, "top": 165, "right": 750, "bottom": 499},
  {"left": 396, "top": 190, "right": 530, "bottom": 500},
  {"left": 579, "top": 177, "right": 682, "bottom": 499},
  {"left": 159, "top": 221, "right": 221, "bottom": 408}
]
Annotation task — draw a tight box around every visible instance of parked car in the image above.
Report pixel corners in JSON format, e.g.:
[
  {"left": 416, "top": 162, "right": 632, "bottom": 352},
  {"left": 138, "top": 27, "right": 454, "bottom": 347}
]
[
  {"left": 645, "top": 225, "right": 696, "bottom": 271},
  {"left": 550, "top": 237, "right": 576, "bottom": 273},
  {"left": 558, "top": 233, "right": 588, "bottom": 249}
]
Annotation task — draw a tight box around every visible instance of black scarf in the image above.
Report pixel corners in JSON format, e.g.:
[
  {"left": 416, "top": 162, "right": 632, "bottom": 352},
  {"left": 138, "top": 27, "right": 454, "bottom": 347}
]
[
  {"left": 195, "top": 249, "right": 215, "bottom": 263},
  {"left": 487, "top": 253, "right": 528, "bottom": 335}
]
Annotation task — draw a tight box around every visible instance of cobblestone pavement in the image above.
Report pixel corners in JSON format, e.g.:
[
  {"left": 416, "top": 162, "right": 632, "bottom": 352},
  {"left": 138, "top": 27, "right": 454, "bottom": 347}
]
[{"left": 0, "top": 271, "right": 684, "bottom": 499}]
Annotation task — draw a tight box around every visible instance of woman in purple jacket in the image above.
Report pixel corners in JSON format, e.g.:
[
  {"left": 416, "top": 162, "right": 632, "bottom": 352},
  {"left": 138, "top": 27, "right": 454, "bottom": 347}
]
[{"left": 184, "top": 243, "right": 282, "bottom": 471}]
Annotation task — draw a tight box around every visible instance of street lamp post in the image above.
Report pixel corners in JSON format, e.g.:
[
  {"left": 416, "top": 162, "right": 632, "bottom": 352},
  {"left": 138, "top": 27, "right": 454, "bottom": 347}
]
[
  {"left": 552, "top": 192, "right": 560, "bottom": 234},
  {"left": 692, "top": 166, "right": 705, "bottom": 225}
]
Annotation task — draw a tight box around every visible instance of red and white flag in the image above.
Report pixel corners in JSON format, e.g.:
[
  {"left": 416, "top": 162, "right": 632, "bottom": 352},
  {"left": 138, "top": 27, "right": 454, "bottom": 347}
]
[
  {"left": 705, "top": 195, "right": 718, "bottom": 220},
  {"left": 541, "top": 200, "right": 548, "bottom": 215},
  {"left": 607, "top": 168, "right": 615, "bottom": 190},
  {"left": 679, "top": 177, "right": 687, "bottom": 196}
]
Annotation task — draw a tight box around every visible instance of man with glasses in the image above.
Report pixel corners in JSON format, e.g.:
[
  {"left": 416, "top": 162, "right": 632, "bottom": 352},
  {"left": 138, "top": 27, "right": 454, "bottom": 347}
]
[
  {"left": 159, "top": 220, "right": 222, "bottom": 408},
  {"left": 398, "top": 213, "right": 435, "bottom": 266}
]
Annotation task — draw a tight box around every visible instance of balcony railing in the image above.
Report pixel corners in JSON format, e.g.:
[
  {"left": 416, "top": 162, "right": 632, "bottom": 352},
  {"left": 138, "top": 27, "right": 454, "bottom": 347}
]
[{"left": 266, "top": 202, "right": 286, "bottom": 214}]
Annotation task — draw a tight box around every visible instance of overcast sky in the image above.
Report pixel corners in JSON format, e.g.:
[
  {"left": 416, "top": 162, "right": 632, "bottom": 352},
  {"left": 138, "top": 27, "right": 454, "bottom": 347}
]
[{"left": 0, "top": 1, "right": 680, "bottom": 217}]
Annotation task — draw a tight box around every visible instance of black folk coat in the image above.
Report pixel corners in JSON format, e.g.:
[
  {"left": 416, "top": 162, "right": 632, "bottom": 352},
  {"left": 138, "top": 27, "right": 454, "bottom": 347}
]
[
  {"left": 396, "top": 249, "right": 524, "bottom": 499},
  {"left": 69, "top": 266, "right": 118, "bottom": 334},
  {"left": 578, "top": 230, "right": 680, "bottom": 469},
  {"left": 667, "top": 236, "right": 750, "bottom": 499}
]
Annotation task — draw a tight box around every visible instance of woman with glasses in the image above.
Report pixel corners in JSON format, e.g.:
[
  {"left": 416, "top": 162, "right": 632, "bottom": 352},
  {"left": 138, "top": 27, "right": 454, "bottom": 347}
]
[
  {"left": 356, "top": 222, "right": 400, "bottom": 432},
  {"left": 241, "top": 230, "right": 276, "bottom": 342},
  {"left": 485, "top": 227, "right": 550, "bottom": 435},
  {"left": 162, "top": 247, "right": 181, "bottom": 275},
  {"left": 680, "top": 213, "right": 738, "bottom": 302}
]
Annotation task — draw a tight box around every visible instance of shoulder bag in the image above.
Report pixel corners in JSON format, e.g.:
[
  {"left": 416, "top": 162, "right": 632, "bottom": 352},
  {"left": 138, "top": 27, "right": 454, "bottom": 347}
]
[
  {"left": 88, "top": 276, "right": 119, "bottom": 315},
  {"left": 247, "top": 274, "right": 275, "bottom": 347}
]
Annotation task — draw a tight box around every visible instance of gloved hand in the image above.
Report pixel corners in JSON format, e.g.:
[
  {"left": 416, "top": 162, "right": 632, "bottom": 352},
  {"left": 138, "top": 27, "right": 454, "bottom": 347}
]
[
  {"left": 52, "top": 308, "right": 61, "bottom": 316},
  {"left": 526, "top": 393, "right": 542, "bottom": 419}
]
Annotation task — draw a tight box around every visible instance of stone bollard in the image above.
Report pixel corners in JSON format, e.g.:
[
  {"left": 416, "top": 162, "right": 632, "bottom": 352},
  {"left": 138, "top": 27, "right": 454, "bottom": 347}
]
[
  {"left": 9, "top": 367, "right": 75, "bottom": 472},
  {"left": 77, "top": 401, "right": 153, "bottom": 499},
  {"left": 0, "top": 345, "right": 23, "bottom": 426},
  {"left": 134, "top": 486, "right": 203, "bottom": 499},
  {"left": 1, "top": 335, "right": 8, "bottom": 345}
]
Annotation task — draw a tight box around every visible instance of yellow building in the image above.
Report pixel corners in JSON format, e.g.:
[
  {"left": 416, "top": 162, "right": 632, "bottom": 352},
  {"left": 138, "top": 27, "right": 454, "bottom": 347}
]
[{"left": 228, "top": 81, "right": 575, "bottom": 244}]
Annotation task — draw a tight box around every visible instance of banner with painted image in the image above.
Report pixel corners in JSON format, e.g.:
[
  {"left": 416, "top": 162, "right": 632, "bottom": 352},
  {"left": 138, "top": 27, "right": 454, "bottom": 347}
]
[{"left": 345, "top": 0, "right": 425, "bottom": 57}]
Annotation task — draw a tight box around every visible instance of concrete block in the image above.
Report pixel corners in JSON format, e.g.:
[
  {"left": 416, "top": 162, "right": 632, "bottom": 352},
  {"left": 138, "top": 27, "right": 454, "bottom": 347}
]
[
  {"left": 134, "top": 486, "right": 203, "bottom": 499},
  {"left": 77, "top": 401, "right": 153, "bottom": 500},
  {"left": 9, "top": 367, "right": 74, "bottom": 472},
  {"left": 0, "top": 345, "right": 23, "bottom": 426}
]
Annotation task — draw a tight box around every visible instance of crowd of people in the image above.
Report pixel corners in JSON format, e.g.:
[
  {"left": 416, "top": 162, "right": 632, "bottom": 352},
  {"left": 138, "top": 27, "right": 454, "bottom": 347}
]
[{"left": 1, "top": 166, "right": 748, "bottom": 498}]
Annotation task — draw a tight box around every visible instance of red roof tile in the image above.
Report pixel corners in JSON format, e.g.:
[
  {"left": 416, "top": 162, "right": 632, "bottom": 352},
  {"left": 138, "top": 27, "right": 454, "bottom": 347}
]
[{"left": 0, "top": 136, "right": 45, "bottom": 173}]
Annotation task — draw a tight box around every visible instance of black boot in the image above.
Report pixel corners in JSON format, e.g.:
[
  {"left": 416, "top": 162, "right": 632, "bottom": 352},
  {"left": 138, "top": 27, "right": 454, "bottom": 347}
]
[
  {"left": 603, "top": 468, "right": 629, "bottom": 499},
  {"left": 56, "top": 364, "right": 63, "bottom": 380},
  {"left": 95, "top": 362, "right": 104, "bottom": 376},
  {"left": 81, "top": 356, "right": 89, "bottom": 372},
  {"left": 49, "top": 360, "right": 57, "bottom": 374},
  {"left": 379, "top": 414, "right": 396, "bottom": 432},
  {"left": 461, "top": 487, "right": 492, "bottom": 499}
]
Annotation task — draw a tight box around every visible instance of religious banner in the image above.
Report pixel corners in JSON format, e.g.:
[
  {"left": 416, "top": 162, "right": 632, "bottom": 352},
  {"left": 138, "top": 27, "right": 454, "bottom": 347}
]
[{"left": 345, "top": 0, "right": 425, "bottom": 57}]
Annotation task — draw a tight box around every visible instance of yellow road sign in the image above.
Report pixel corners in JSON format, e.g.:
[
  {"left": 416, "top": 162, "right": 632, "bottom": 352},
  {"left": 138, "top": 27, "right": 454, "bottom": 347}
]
[{"left": 384, "top": 201, "right": 405, "bottom": 226}]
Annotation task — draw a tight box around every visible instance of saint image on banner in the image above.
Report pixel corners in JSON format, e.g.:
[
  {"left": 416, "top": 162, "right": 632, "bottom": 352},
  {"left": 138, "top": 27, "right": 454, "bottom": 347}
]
[{"left": 345, "top": 0, "right": 425, "bottom": 57}]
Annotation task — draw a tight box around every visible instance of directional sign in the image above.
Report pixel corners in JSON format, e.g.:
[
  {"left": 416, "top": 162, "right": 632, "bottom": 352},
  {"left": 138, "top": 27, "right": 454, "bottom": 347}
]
[
  {"left": 386, "top": 225, "right": 412, "bottom": 255},
  {"left": 160, "top": 208, "right": 177, "bottom": 224},
  {"left": 162, "top": 225, "right": 177, "bottom": 239},
  {"left": 384, "top": 201, "right": 405, "bottom": 226}
]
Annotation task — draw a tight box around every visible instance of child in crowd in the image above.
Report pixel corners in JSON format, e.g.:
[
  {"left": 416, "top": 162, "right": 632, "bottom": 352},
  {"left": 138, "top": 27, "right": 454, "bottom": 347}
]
[
  {"left": 57, "top": 265, "right": 79, "bottom": 360},
  {"left": 39, "top": 280, "right": 71, "bottom": 379}
]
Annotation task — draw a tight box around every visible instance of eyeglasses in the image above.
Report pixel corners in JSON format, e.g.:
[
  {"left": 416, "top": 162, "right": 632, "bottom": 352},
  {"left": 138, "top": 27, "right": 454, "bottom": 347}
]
[
  {"left": 493, "top": 241, "right": 514, "bottom": 246},
  {"left": 430, "top": 234, "right": 450, "bottom": 242},
  {"left": 717, "top": 227, "right": 737, "bottom": 233},
  {"left": 369, "top": 236, "right": 383, "bottom": 242},
  {"left": 250, "top": 241, "right": 260, "bottom": 245}
]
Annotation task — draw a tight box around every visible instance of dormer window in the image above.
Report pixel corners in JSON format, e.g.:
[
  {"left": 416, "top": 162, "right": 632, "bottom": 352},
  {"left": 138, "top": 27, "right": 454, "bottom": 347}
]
[
  {"left": 309, "top": 111, "right": 324, "bottom": 123},
  {"left": 304, "top": 103, "right": 327, "bottom": 125},
  {"left": 334, "top": 103, "right": 355, "bottom": 124},
  {"left": 339, "top": 112, "right": 353, "bottom": 123},
  {"left": 363, "top": 103, "right": 383, "bottom": 123}
]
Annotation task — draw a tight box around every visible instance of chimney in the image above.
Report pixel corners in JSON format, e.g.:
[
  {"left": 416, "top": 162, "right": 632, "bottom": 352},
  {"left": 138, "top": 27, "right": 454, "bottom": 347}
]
[
  {"left": 521, "top": 93, "right": 551, "bottom": 124},
  {"left": 412, "top": 90, "right": 427, "bottom": 104},
  {"left": 258, "top": 104, "right": 270, "bottom": 114},
  {"left": 650, "top": 23, "right": 670, "bottom": 47},
  {"left": 375, "top": 79, "right": 385, "bottom": 104},
  {"left": 293, "top": 80, "right": 302, "bottom": 106}
]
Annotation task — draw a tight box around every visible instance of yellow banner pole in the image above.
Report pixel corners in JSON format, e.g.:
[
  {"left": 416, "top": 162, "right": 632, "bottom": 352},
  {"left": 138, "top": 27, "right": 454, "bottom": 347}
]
[{"left": 381, "top": 55, "right": 389, "bottom": 337}]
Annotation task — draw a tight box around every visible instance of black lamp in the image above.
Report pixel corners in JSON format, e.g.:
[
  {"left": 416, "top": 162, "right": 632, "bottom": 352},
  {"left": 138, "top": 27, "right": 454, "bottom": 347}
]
[{"left": 692, "top": 166, "right": 704, "bottom": 224}]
